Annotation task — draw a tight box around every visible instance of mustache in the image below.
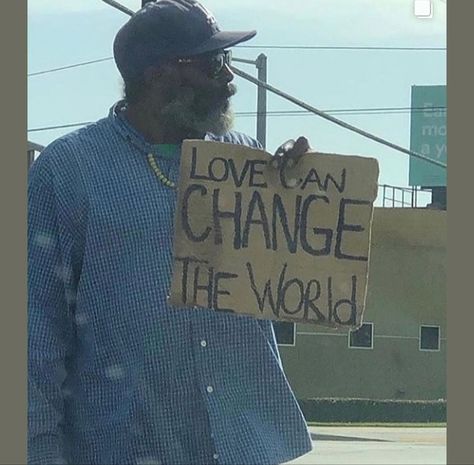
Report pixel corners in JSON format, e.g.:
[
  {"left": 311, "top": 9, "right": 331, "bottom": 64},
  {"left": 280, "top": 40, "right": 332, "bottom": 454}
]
[
  {"left": 227, "top": 83, "right": 237, "bottom": 97},
  {"left": 217, "top": 83, "right": 237, "bottom": 100}
]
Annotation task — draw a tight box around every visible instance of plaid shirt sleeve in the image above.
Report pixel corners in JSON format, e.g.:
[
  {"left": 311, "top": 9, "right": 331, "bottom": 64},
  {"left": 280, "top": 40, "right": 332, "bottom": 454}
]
[{"left": 28, "top": 142, "right": 85, "bottom": 464}]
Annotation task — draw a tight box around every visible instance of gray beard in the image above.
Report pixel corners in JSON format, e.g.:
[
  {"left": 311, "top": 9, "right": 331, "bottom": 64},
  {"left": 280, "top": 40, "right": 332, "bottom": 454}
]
[{"left": 158, "top": 86, "right": 235, "bottom": 137}]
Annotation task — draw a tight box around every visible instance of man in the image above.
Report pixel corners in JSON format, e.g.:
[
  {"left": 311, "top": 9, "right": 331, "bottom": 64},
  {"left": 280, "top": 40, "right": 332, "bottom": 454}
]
[{"left": 28, "top": 1, "right": 312, "bottom": 464}]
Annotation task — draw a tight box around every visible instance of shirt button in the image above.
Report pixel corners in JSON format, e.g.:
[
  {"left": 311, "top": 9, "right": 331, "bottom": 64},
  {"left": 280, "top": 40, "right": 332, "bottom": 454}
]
[
  {"left": 207, "top": 385, "right": 214, "bottom": 393},
  {"left": 213, "top": 453, "right": 219, "bottom": 460},
  {"left": 200, "top": 340, "right": 207, "bottom": 347}
]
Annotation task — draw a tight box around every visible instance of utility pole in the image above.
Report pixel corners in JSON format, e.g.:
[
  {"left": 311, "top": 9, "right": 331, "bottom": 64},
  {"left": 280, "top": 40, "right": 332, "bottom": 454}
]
[
  {"left": 255, "top": 53, "right": 267, "bottom": 149},
  {"left": 232, "top": 56, "right": 268, "bottom": 149}
]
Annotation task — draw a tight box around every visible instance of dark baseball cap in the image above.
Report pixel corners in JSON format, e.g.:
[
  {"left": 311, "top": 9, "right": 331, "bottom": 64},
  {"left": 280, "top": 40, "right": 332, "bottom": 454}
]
[{"left": 113, "top": 0, "right": 257, "bottom": 80}]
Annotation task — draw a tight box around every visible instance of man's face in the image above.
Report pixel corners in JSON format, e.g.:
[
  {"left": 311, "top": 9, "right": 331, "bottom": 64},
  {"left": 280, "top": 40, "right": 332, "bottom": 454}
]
[{"left": 153, "top": 51, "right": 237, "bottom": 136}]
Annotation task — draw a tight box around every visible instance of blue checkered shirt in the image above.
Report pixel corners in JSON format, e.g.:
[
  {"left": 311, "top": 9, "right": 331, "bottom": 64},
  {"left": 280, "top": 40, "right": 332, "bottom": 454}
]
[{"left": 28, "top": 101, "right": 312, "bottom": 465}]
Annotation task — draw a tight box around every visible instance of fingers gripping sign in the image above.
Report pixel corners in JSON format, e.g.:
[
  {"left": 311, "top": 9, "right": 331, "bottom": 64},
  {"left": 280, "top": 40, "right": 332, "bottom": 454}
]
[{"left": 270, "top": 137, "right": 312, "bottom": 182}]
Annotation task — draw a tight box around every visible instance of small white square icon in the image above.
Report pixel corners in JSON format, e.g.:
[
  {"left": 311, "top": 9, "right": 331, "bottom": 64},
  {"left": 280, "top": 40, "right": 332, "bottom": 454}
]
[{"left": 414, "top": 0, "right": 433, "bottom": 18}]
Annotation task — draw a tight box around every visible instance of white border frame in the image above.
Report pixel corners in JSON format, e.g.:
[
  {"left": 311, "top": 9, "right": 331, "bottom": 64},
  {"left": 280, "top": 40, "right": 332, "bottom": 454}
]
[
  {"left": 348, "top": 322, "right": 374, "bottom": 350},
  {"left": 275, "top": 322, "right": 296, "bottom": 347},
  {"left": 419, "top": 324, "right": 441, "bottom": 352}
]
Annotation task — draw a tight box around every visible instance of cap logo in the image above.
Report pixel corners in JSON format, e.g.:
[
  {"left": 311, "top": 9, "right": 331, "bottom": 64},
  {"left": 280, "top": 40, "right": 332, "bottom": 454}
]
[{"left": 194, "top": 2, "right": 217, "bottom": 26}]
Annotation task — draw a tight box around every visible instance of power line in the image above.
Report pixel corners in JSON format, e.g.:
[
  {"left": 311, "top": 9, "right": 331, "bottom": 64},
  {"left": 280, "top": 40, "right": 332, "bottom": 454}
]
[
  {"left": 28, "top": 122, "right": 94, "bottom": 132},
  {"left": 28, "top": 57, "right": 113, "bottom": 77},
  {"left": 236, "top": 45, "right": 446, "bottom": 51},
  {"left": 27, "top": 43, "right": 446, "bottom": 77},
  {"left": 237, "top": 111, "right": 428, "bottom": 118},
  {"left": 239, "top": 111, "right": 428, "bottom": 118},
  {"left": 238, "top": 106, "right": 446, "bottom": 116},
  {"left": 27, "top": 106, "right": 446, "bottom": 133}
]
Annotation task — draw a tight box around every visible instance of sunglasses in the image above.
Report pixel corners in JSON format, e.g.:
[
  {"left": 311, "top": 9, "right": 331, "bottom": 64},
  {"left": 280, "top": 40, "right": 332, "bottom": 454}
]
[{"left": 177, "top": 50, "right": 232, "bottom": 78}]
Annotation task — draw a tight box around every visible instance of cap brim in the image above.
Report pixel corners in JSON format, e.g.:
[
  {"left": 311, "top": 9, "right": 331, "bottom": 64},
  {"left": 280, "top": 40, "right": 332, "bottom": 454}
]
[{"left": 183, "top": 30, "right": 257, "bottom": 56}]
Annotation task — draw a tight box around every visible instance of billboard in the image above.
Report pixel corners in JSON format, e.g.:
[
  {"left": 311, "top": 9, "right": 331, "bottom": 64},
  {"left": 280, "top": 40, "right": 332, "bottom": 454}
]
[{"left": 409, "top": 85, "right": 446, "bottom": 187}]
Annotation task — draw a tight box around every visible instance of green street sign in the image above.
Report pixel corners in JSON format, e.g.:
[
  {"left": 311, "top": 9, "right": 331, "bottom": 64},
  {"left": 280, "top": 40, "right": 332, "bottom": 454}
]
[{"left": 409, "top": 85, "right": 446, "bottom": 187}]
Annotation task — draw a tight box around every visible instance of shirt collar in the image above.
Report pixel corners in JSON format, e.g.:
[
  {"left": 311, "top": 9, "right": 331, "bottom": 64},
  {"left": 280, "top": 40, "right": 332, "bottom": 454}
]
[{"left": 108, "top": 100, "right": 215, "bottom": 160}]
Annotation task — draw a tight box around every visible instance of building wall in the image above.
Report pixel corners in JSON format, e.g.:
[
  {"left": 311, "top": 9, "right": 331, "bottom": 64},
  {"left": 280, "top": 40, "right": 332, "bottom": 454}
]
[{"left": 278, "top": 208, "right": 446, "bottom": 401}]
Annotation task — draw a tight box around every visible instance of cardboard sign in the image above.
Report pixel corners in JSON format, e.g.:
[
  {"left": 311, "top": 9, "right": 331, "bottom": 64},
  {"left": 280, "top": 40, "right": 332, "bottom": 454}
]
[{"left": 168, "top": 140, "right": 379, "bottom": 329}]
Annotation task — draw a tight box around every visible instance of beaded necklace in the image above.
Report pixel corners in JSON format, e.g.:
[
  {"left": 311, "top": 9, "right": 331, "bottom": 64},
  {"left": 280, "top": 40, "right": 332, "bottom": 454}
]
[
  {"left": 147, "top": 153, "right": 177, "bottom": 189},
  {"left": 116, "top": 106, "right": 178, "bottom": 189}
]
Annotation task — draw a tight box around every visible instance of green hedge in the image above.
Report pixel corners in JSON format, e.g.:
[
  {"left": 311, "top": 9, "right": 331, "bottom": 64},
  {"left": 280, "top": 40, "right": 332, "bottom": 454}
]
[{"left": 298, "top": 398, "right": 446, "bottom": 423}]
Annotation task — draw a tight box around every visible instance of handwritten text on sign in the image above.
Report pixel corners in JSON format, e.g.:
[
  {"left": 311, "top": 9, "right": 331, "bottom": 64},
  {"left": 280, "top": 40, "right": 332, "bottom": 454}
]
[{"left": 168, "top": 141, "right": 379, "bottom": 329}]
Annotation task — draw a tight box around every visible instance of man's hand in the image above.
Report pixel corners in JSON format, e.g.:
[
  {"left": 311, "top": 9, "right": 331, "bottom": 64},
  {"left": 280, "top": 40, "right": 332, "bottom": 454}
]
[{"left": 270, "top": 136, "right": 311, "bottom": 170}]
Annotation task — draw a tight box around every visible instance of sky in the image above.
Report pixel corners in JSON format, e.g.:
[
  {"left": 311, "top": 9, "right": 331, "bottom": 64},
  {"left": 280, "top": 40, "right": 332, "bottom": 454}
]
[{"left": 27, "top": 0, "right": 446, "bottom": 206}]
